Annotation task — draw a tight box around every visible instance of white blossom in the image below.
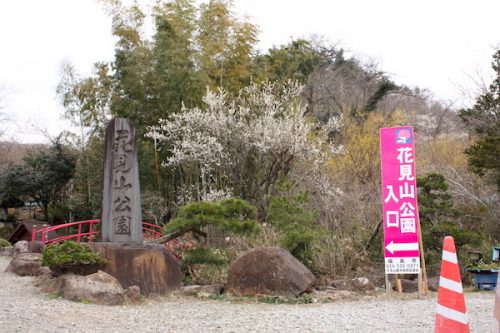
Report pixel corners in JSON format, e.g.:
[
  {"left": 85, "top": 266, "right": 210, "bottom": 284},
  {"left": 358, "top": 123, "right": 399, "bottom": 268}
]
[{"left": 146, "top": 81, "right": 342, "bottom": 202}]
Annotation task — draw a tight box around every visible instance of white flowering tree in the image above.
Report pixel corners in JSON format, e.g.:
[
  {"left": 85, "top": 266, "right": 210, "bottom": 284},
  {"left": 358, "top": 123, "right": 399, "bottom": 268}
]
[{"left": 146, "top": 81, "right": 341, "bottom": 208}]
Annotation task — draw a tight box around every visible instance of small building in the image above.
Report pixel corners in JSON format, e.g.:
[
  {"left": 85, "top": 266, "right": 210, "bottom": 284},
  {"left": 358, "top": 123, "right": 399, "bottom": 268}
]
[{"left": 8, "top": 219, "right": 56, "bottom": 244}]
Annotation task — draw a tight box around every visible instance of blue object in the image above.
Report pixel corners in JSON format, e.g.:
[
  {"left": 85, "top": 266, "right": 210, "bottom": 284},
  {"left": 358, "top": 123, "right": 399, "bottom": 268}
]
[
  {"left": 468, "top": 269, "right": 498, "bottom": 290},
  {"left": 492, "top": 246, "right": 500, "bottom": 262}
]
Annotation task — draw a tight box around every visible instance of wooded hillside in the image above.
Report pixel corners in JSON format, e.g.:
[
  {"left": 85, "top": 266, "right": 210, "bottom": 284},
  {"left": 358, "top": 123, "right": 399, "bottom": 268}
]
[{"left": 1, "top": 0, "right": 498, "bottom": 280}]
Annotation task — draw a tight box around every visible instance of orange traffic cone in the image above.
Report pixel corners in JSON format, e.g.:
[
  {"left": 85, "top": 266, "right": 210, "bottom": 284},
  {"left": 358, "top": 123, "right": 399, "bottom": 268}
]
[
  {"left": 435, "top": 236, "right": 470, "bottom": 333},
  {"left": 493, "top": 263, "right": 500, "bottom": 333}
]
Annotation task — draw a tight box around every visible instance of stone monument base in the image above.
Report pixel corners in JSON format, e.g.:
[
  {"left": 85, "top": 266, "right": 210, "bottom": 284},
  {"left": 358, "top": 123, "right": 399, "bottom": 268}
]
[{"left": 89, "top": 242, "right": 182, "bottom": 295}]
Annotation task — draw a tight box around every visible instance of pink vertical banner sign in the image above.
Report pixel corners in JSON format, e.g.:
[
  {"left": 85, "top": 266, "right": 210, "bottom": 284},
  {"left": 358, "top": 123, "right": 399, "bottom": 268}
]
[{"left": 380, "top": 126, "right": 420, "bottom": 274}]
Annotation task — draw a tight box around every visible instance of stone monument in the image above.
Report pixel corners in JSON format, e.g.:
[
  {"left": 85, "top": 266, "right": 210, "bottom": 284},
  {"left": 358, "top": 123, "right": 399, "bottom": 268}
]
[
  {"left": 96, "top": 118, "right": 182, "bottom": 295},
  {"left": 100, "top": 118, "right": 143, "bottom": 243}
]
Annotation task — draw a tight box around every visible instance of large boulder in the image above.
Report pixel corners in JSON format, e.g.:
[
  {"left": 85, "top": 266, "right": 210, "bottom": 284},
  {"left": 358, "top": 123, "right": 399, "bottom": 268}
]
[
  {"left": 227, "top": 246, "right": 316, "bottom": 297},
  {"left": 5, "top": 253, "right": 42, "bottom": 276},
  {"left": 89, "top": 242, "right": 182, "bottom": 295},
  {"left": 13, "top": 240, "right": 29, "bottom": 257},
  {"left": 47, "top": 270, "right": 126, "bottom": 305}
]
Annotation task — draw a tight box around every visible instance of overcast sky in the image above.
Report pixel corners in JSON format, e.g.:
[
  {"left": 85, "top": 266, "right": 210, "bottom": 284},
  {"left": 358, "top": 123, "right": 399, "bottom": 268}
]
[{"left": 1, "top": 0, "right": 499, "bottom": 143}]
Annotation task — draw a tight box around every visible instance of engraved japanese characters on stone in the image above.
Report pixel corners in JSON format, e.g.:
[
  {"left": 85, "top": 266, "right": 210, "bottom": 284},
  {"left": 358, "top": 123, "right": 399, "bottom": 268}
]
[
  {"left": 114, "top": 216, "right": 131, "bottom": 234},
  {"left": 114, "top": 196, "right": 131, "bottom": 212},
  {"left": 113, "top": 129, "right": 133, "bottom": 152},
  {"left": 113, "top": 154, "right": 131, "bottom": 172},
  {"left": 101, "top": 118, "right": 143, "bottom": 243},
  {"left": 113, "top": 176, "right": 132, "bottom": 191}
]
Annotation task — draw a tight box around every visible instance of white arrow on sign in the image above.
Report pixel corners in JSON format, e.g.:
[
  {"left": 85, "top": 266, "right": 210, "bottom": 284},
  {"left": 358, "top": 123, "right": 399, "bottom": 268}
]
[{"left": 385, "top": 241, "right": 419, "bottom": 254}]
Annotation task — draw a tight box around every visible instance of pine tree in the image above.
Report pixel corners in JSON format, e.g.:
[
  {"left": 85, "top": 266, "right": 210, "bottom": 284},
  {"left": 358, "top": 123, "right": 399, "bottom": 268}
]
[{"left": 460, "top": 49, "right": 500, "bottom": 191}]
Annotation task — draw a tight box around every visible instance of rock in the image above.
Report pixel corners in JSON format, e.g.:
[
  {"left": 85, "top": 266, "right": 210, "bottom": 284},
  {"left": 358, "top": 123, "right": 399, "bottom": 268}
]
[
  {"left": 368, "top": 273, "right": 388, "bottom": 288},
  {"left": 329, "top": 279, "right": 350, "bottom": 290},
  {"left": 392, "top": 278, "right": 419, "bottom": 293},
  {"left": 34, "top": 267, "right": 54, "bottom": 289},
  {"left": 0, "top": 246, "right": 14, "bottom": 257},
  {"left": 316, "top": 289, "right": 353, "bottom": 301},
  {"left": 314, "top": 276, "right": 331, "bottom": 288},
  {"left": 181, "top": 285, "right": 204, "bottom": 295},
  {"left": 199, "top": 284, "right": 224, "bottom": 296},
  {"left": 89, "top": 242, "right": 182, "bottom": 295},
  {"left": 351, "top": 277, "right": 375, "bottom": 292},
  {"left": 227, "top": 246, "right": 316, "bottom": 297},
  {"left": 13, "top": 240, "right": 29, "bottom": 256},
  {"left": 5, "top": 253, "right": 42, "bottom": 276},
  {"left": 125, "top": 285, "right": 141, "bottom": 303},
  {"left": 28, "top": 241, "right": 46, "bottom": 254},
  {"left": 180, "top": 284, "right": 224, "bottom": 297},
  {"left": 329, "top": 277, "right": 375, "bottom": 292},
  {"left": 48, "top": 270, "right": 126, "bottom": 305},
  {"left": 315, "top": 285, "right": 336, "bottom": 292},
  {"left": 35, "top": 266, "right": 53, "bottom": 278}
]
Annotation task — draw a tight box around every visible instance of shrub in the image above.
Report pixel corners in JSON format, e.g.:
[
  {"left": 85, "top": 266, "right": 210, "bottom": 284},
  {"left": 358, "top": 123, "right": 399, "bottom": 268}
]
[
  {"left": 49, "top": 204, "right": 70, "bottom": 225},
  {"left": 468, "top": 258, "right": 498, "bottom": 270},
  {"left": 266, "top": 191, "right": 316, "bottom": 230},
  {"left": 165, "top": 198, "right": 259, "bottom": 236},
  {"left": 163, "top": 198, "right": 259, "bottom": 285},
  {"left": 0, "top": 227, "right": 12, "bottom": 240},
  {"left": 41, "top": 241, "right": 106, "bottom": 275},
  {"left": 181, "top": 248, "right": 229, "bottom": 285},
  {"left": 182, "top": 248, "right": 227, "bottom": 266},
  {"left": 0, "top": 237, "right": 11, "bottom": 247},
  {"left": 281, "top": 229, "right": 317, "bottom": 268},
  {"left": 423, "top": 222, "right": 481, "bottom": 266},
  {"left": 266, "top": 189, "right": 324, "bottom": 272}
]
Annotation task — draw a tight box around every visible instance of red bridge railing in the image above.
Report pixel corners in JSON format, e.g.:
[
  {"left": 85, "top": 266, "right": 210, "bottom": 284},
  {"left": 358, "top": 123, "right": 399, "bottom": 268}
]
[
  {"left": 31, "top": 220, "right": 197, "bottom": 260},
  {"left": 31, "top": 219, "right": 163, "bottom": 244},
  {"left": 142, "top": 221, "right": 163, "bottom": 240}
]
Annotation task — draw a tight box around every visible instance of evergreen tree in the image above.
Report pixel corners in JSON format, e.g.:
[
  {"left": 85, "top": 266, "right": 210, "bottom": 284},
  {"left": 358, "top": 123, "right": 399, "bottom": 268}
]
[
  {"left": 460, "top": 49, "right": 500, "bottom": 191},
  {"left": 417, "top": 173, "right": 454, "bottom": 225},
  {"left": 254, "top": 39, "right": 326, "bottom": 85},
  {"left": 0, "top": 141, "right": 76, "bottom": 220}
]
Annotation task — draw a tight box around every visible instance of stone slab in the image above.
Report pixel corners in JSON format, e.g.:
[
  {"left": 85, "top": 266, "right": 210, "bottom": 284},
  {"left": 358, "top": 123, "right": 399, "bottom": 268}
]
[
  {"left": 100, "top": 118, "right": 142, "bottom": 243},
  {"left": 90, "top": 242, "right": 182, "bottom": 295}
]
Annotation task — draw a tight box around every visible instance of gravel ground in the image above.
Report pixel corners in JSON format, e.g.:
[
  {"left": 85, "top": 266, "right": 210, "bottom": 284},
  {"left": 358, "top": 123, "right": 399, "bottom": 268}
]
[{"left": 0, "top": 256, "right": 495, "bottom": 333}]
